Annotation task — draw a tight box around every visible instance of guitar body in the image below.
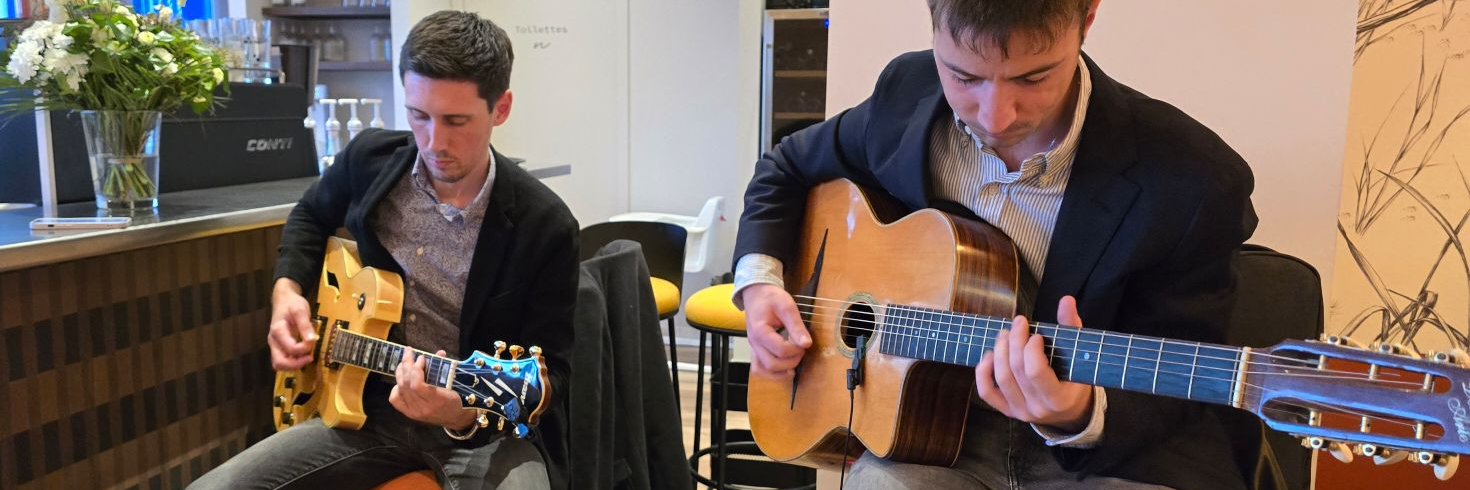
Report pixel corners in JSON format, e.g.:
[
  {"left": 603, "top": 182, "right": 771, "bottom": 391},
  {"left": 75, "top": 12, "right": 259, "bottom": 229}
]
[
  {"left": 748, "top": 179, "right": 1024, "bottom": 468},
  {"left": 272, "top": 237, "right": 404, "bottom": 431}
]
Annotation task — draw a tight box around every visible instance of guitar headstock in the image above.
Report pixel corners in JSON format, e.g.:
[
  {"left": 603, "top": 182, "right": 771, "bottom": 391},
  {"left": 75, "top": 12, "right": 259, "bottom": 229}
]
[
  {"left": 1240, "top": 335, "right": 1470, "bottom": 480},
  {"left": 449, "top": 341, "right": 550, "bottom": 438}
]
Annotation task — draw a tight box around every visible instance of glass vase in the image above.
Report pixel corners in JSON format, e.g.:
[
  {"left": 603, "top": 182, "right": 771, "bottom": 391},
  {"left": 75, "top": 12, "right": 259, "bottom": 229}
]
[{"left": 80, "top": 110, "right": 162, "bottom": 211}]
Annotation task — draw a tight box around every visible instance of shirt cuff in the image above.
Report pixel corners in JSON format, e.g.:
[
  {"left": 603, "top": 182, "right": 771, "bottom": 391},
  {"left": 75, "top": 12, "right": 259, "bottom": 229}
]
[
  {"left": 1031, "top": 386, "right": 1107, "bottom": 448},
  {"left": 732, "top": 253, "right": 785, "bottom": 310}
]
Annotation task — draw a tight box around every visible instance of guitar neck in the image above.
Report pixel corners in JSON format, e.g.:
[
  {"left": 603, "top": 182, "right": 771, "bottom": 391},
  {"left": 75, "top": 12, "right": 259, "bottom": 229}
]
[
  {"left": 328, "top": 329, "right": 456, "bottom": 388},
  {"left": 876, "top": 304, "right": 1247, "bottom": 407}
]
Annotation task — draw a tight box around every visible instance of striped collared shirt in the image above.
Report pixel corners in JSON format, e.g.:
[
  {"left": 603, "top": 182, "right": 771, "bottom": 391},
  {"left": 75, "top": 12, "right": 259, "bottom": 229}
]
[{"left": 734, "top": 56, "right": 1100, "bottom": 446}]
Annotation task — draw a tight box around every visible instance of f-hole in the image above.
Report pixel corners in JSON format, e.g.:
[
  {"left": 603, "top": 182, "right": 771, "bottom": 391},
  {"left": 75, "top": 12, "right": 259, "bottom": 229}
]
[
  {"left": 325, "top": 271, "right": 341, "bottom": 291},
  {"left": 840, "top": 302, "right": 876, "bottom": 351}
]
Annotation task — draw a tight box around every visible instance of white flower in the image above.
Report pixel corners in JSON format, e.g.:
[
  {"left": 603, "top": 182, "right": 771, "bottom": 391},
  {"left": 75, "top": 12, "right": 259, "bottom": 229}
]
[
  {"left": 211, "top": 67, "right": 224, "bottom": 84},
  {"left": 162, "top": 62, "right": 178, "bottom": 76},
  {"left": 137, "top": 31, "right": 155, "bottom": 45},
  {"left": 155, "top": 5, "right": 173, "bottom": 23},
  {"left": 6, "top": 40, "right": 44, "bottom": 84},
  {"left": 44, "top": 49, "right": 88, "bottom": 79},
  {"left": 192, "top": 95, "right": 207, "bottom": 104},
  {"left": 18, "top": 21, "right": 57, "bottom": 43},
  {"left": 114, "top": 22, "right": 131, "bottom": 37},
  {"left": 49, "top": 32, "right": 73, "bottom": 50},
  {"left": 112, "top": 4, "right": 136, "bottom": 21},
  {"left": 151, "top": 47, "right": 173, "bottom": 64}
]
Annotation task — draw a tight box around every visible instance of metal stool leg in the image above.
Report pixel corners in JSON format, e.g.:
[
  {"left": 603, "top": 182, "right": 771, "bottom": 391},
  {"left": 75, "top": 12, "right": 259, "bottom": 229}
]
[
  {"left": 716, "top": 334, "right": 731, "bottom": 490},
  {"left": 667, "top": 316, "right": 681, "bottom": 412},
  {"left": 691, "top": 330, "right": 708, "bottom": 487}
]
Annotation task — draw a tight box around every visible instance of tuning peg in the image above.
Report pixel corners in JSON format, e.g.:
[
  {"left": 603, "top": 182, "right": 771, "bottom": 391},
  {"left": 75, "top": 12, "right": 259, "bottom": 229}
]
[
  {"left": 1308, "top": 437, "right": 1355, "bottom": 464},
  {"left": 509, "top": 345, "right": 524, "bottom": 360},
  {"left": 1435, "top": 454, "right": 1460, "bottom": 481},
  {"left": 530, "top": 346, "right": 542, "bottom": 358},
  {"left": 1433, "top": 349, "right": 1470, "bottom": 367},
  {"left": 494, "top": 341, "right": 507, "bottom": 359},
  {"left": 1362, "top": 444, "right": 1408, "bottom": 465},
  {"left": 1373, "top": 342, "right": 1421, "bottom": 359},
  {"left": 497, "top": 416, "right": 506, "bottom": 432},
  {"left": 1325, "top": 335, "right": 1366, "bottom": 349},
  {"left": 274, "top": 395, "right": 287, "bottom": 408},
  {"left": 476, "top": 412, "right": 490, "bottom": 429},
  {"left": 465, "top": 394, "right": 478, "bottom": 406}
]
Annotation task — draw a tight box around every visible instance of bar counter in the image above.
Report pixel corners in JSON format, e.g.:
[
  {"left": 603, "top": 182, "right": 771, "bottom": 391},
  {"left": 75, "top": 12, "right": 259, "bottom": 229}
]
[{"left": 0, "top": 177, "right": 315, "bottom": 489}]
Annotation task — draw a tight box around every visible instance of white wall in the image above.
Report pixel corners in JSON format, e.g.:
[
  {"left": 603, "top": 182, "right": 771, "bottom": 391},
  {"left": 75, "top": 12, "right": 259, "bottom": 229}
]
[
  {"left": 392, "top": 1, "right": 765, "bottom": 343},
  {"left": 629, "top": 0, "right": 764, "bottom": 338},
  {"left": 397, "top": 1, "right": 633, "bottom": 226},
  {"left": 826, "top": 0, "right": 1354, "bottom": 292}
]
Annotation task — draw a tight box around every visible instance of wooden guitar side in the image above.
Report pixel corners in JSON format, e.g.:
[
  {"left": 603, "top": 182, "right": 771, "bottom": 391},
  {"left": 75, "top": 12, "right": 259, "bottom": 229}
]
[{"left": 747, "top": 179, "right": 1022, "bottom": 469}]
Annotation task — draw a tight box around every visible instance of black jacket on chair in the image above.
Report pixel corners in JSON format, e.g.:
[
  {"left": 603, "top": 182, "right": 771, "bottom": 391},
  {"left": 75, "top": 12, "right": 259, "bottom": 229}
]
[
  {"left": 559, "top": 240, "right": 691, "bottom": 490},
  {"left": 273, "top": 129, "right": 579, "bottom": 488},
  {"left": 735, "top": 51, "right": 1258, "bottom": 490}
]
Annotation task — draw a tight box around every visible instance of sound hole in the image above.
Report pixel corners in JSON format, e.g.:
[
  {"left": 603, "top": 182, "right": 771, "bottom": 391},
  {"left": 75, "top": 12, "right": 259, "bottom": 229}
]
[{"left": 840, "top": 302, "right": 876, "bottom": 350}]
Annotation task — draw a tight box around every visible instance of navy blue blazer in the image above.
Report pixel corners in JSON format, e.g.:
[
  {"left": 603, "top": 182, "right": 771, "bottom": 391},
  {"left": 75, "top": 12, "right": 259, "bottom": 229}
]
[{"left": 735, "top": 51, "right": 1258, "bottom": 490}]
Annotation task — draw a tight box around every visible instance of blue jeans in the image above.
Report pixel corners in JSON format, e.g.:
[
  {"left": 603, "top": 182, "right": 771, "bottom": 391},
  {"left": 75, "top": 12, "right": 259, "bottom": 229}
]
[{"left": 187, "top": 403, "right": 548, "bottom": 490}]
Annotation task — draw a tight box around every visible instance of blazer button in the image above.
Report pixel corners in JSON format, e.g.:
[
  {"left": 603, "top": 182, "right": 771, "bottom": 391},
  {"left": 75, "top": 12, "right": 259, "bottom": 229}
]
[{"left": 416, "top": 246, "right": 425, "bottom": 256}]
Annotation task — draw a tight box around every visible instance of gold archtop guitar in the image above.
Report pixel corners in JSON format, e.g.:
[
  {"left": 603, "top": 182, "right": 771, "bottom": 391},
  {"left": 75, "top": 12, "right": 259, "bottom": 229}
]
[
  {"left": 748, "top": 179, "right": 1470, "bottom": 481},
  {"left": 271, "top": 237, "right": 550, "bottom": 438}
]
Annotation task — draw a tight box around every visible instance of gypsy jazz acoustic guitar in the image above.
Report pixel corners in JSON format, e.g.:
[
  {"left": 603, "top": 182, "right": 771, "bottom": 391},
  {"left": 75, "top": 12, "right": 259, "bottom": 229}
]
[{"left": 748, "top": 179, "right": 1470, "bottom": 481}]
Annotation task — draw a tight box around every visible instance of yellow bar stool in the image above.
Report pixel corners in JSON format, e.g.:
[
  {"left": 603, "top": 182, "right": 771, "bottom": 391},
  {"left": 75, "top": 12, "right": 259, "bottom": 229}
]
[{"left": 685, "top": 284, "right": 814, "bottom": 489}]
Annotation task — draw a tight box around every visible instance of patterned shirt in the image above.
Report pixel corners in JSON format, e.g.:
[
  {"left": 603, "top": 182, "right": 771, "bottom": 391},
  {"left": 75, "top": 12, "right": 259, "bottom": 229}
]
[{"left": 371, "top": 154, "right": 497, "bottom": 357}]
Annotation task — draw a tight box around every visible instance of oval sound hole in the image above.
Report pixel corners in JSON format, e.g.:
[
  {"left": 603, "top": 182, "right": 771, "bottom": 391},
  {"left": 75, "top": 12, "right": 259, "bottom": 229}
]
[{"left": 841, "top": 302, "right": 876, "bottom": 350}]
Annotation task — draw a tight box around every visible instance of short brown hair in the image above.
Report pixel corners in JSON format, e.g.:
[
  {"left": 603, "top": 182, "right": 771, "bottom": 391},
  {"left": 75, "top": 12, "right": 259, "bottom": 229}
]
[
  {"left": 927, "top": 0, "right": 1089, "bottom": 57},
  {"left": 398, "top": 11, "right": 514, "bottom": 107}
]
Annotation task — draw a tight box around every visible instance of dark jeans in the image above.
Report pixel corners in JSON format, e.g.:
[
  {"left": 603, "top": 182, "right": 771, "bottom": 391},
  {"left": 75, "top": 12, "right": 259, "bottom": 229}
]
[
  {"left": 846, "top": 404, "right": 1172, "bottom": 490},
  {"left": 188, "top": 403, "right": 547, "bottom": 490}
]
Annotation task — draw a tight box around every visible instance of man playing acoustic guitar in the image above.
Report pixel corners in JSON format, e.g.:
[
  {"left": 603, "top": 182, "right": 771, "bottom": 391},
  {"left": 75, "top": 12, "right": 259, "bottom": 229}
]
[
  {"left": 191, "top": 11, "right": 578, "bottom": 490},
  {"left": 737, "top": 1, "right": 1256, "bottom": 489}
]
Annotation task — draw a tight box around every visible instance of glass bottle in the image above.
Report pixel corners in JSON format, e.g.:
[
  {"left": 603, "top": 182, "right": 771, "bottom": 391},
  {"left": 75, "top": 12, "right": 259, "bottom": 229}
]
[{"left": 324, "top": 25, "right": 347, "bottom": 62}]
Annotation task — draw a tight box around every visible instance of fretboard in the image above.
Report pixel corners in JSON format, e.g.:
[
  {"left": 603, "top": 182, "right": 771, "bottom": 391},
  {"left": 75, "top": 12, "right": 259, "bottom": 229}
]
[
  {"left": 877, "top": 305, "right": 1244, "bottom": 406},
  {"left": 327, "top": 329, "right": 455, "bottom": 388}
]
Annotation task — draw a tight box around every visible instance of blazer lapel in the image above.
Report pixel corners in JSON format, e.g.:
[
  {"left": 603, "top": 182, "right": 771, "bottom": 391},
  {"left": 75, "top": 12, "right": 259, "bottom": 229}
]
[
  {"left": 350, "top": 143, "right": 417, "bottom": 273},
  {"left": 874, "top": 86, "right": 947, "bottom": 211},
  {"left": 1034, "top": 55, "right": 1141, "bottom": 321},
  {"left": 458, "top": 151, "right": 517, "bottom": 344}
]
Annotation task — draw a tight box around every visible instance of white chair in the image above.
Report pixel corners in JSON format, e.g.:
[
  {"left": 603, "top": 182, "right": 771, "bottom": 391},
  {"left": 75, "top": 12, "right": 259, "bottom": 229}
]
[{"left": 609, "top": 196, "right": 724, "bottom": 274}]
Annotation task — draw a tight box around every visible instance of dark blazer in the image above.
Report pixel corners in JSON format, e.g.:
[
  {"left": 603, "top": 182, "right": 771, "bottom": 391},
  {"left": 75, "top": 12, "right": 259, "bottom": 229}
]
[
  {"left": 735, "top": 51, "right": 1258, "bottom": 490},
  {"left": 273, "top": 129, "right": 579, "bottom": 486},
  {"left": 561, "top": 240, "right": 691, "bottom": 490}
]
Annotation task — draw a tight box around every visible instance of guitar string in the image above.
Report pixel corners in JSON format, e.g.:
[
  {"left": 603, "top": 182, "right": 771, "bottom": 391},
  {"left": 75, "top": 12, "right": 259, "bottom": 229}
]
[
  {"left": 796, "top": 296, "right": 1444, "bottom": 386},
  {"left": 328, "top": 330, "right": 523, "bottom": 416},
  {"left": 789, "top": 309, "right": 1441, "bottom": 435},
  {"left": 795, "top": 308, "right": 1430, "bottom": 390},
  {"left": 796, "top": 295, "right": 1345, "bottom": 369}
]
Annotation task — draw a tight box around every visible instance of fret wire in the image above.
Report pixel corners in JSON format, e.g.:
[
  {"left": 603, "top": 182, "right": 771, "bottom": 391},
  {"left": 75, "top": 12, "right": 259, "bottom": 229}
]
[
  {"left": 1151, "top": 338, "right": 1163, "bottom": 394},
  {"left": 1091, "top": 330, "right": 1103, "bottom": 385},
  {"left": 1187, "top": 342, "right": 1200, "bottom": 399},
  {"left": 1122, "top": 333, "right": 1134, "bottom": 390},
  {"left": 1065, "top": 327, "right": 1078, "bottom": 382}
]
